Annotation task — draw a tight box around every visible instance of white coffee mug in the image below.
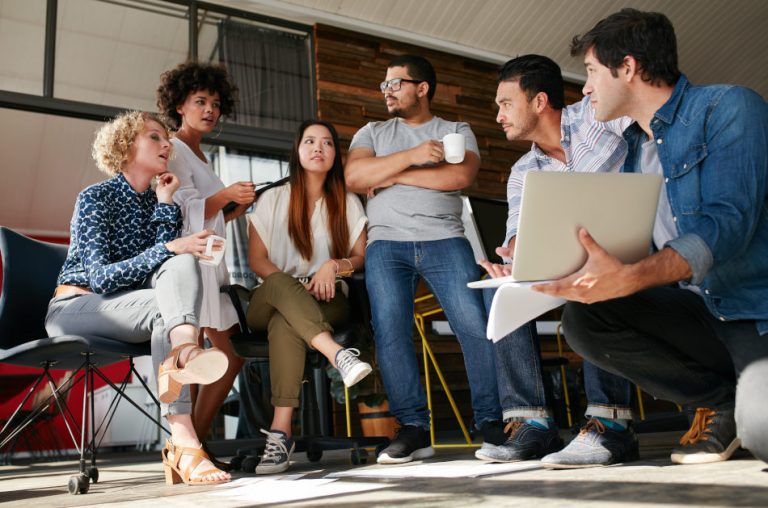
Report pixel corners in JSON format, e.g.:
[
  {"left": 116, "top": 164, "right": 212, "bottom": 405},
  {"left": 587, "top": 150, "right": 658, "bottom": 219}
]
[
  {"left": 200, "top": 234, "right": 226, "bottom": 266},
  {"left": 442, "top": 133, "right": 465, "bottom": 164}
]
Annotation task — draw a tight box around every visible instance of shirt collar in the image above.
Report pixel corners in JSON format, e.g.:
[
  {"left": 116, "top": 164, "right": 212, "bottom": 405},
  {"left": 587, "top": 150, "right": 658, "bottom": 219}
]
[
  {"left": 653, "top": 74, "right": 689, "bottom": 125},
  {"left": 115, "top": 172, "right": 155, "bottom": 201}
]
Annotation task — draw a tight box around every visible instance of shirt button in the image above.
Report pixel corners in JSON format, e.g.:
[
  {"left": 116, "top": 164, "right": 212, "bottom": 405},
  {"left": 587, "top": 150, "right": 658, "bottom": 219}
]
[
  {"left": 656, "top": 138, "right": 663, "bottom": 144},
  {"left": 705, "top": 289, "right": 710, "bottom": 295},
  {"left": 683, "top": 163, "right": 687, "bottom": 169},
  {"left": 673, "top": 216, "right": 677, "bottom": 222},
  {"left": 665, "top": 177, "right": 669, "bottom": 183}
]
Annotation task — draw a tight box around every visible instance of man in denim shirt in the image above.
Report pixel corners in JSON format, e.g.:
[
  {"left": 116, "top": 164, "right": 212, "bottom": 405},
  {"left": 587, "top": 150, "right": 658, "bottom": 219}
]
[{"left": 535, "top": 8, "right": 768, "bottom": 468}]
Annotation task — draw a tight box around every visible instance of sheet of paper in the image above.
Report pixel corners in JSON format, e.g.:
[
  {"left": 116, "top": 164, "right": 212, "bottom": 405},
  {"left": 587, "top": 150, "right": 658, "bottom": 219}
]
[
  {"left": 486, "top": 282, "right": 565, "bottom": 342},
  {"left": 209, "top": 477, "right": 386, "bottom": 503},
  {"left": 326, "top": 460, "right": 542, "bottom": 479}
]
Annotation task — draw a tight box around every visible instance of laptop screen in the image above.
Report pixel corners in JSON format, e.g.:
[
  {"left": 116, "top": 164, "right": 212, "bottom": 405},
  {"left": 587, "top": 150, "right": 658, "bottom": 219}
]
[{"left": 463, "top": 195, "right": 508, "bottom": 263}]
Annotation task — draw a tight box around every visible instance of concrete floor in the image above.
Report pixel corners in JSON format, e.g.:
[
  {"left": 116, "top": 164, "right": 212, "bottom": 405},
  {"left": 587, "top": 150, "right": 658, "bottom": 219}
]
[{"left": 2, "top": 431, "right": 767, "bottom": 507}]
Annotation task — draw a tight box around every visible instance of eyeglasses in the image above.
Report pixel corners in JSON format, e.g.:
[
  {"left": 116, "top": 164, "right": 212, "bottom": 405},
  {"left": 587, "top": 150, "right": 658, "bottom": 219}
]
[{"left": 379, "top": 78, "right": 423, "bottom": 93}]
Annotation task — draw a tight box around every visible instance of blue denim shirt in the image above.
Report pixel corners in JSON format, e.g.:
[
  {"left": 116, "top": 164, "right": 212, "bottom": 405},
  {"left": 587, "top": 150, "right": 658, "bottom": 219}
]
[
  {"left": 57, "top": 173, "right": 181, "bottom": 294},
  {"left": 621, "top": 75, "right": 768, "bottom": 334}
]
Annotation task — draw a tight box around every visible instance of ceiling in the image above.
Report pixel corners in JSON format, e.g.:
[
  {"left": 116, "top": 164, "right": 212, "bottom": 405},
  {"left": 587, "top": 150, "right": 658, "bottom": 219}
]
[{"left": 224, "top": 0, "right": 768, "bottom": 97}]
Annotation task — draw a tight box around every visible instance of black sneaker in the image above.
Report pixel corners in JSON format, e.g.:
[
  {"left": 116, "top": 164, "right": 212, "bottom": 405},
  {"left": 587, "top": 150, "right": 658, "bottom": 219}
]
[
  {"left": 479, "top": 420, "right": 507, "bottom": 446},
  {"left": 671, "top": 407, "right": 740, "bottom": 464},
  {"left": 541, "top": 418, "right": 639, "bottom": 469},
  {"left": 377, "top": 425, "right": 434, "bottom": 464},
  {"left": 475, "top": 421, "right": 563, "bottom": 462}
]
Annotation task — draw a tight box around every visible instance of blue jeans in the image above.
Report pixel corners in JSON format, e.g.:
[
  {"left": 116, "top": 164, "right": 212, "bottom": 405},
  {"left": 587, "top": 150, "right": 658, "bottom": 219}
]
[
  {"left": 483, "top": 289, "right": 633, "bottom": 421},
  {"left": 365, "top": 238, "right": 501, "bottom": 429}
]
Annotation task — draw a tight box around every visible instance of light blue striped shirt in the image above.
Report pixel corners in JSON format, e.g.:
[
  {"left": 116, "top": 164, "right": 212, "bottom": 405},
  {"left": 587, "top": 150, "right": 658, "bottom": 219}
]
[{"left": 504, "top": 96, "right": 632, "bottom": 249}]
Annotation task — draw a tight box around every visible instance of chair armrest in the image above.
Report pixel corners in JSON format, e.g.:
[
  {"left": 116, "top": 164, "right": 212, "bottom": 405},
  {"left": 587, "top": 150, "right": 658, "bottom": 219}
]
[{"left": 220, "top": 284, "right": 251, "bottom": 333}]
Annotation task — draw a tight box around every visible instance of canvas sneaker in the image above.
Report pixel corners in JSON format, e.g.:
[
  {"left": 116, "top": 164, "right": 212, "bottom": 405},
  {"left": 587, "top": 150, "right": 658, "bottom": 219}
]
[
  {"left": 377, "top": 425, "right": 435, "bottom": 464},
  {"left": 541, "top": 418, "right": 639, "bottom": 469},
  {"left": 335, "top": 348, "right": 372, "bottom": 387},
  {"left": 476, "top": 421, "right": 563, "bottom": 462},
  {"left": 255, "top": 429, "right": 295, "bottom": 474},
  {"left": 671, "top": 407, "right": 740, "bottom": 464}
]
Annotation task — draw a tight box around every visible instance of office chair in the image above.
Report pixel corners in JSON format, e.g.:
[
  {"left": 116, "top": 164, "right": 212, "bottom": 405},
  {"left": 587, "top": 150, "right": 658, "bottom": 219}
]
[
  {"left": 0, "top": 227, "right": 168, "bottom": 494},
  {"left": 221, "top": 272, "right": 389, "bottom": 469}
]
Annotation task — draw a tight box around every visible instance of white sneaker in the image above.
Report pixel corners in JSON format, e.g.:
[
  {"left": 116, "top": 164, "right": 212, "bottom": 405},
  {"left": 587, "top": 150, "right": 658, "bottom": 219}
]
[{"left": 335, "top": 348, "right": 372, "bottom": 387}]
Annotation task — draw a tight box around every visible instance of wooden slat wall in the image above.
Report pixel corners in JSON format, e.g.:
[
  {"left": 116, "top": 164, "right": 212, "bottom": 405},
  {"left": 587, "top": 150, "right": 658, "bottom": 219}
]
[{"left": 314, "top": 23, "right": 583, "bottom": 198}]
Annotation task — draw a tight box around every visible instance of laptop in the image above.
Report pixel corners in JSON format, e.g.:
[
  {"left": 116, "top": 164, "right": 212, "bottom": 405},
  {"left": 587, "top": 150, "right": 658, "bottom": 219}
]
[{"left": 469, "top": 171, "right": 662, "bottom": 287}]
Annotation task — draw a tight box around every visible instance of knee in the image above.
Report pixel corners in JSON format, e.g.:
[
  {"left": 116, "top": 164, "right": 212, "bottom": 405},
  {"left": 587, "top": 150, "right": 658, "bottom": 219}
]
[
  {"left": 561, "top": 302, "right": 603, "bottom": 355},
  {"left": 736, "top": 358, "right": 768, "bottom": 462},
  {"left": 164, "top": 253, "right": 200, "bottom": 276}
]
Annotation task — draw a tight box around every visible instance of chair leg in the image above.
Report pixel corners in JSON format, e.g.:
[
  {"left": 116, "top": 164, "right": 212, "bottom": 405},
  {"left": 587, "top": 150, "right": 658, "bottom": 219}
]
[
  {"left": 555, "top": 324, "right": 574, "bottom": 428},
  {"left": 635, "top": 385, "right": 646, "bottom": 421},
  {"left": 414, "top": 313, "right": 475, "bottom": 449}
]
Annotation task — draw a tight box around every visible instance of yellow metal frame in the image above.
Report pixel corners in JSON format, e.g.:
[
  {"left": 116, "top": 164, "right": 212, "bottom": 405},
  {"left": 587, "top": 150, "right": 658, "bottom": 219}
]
[
  {"left": 414, "top": 293, "right": 479, "bottom": 449},
  {"left": 554, "top": 324, "right": 574, "bottom": 428}
]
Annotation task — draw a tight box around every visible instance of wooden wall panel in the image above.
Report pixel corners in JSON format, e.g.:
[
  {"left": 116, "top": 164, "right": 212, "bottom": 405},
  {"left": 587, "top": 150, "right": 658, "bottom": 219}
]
[{"left": 314, "top": 23, "right": 583, "bottom": 198}]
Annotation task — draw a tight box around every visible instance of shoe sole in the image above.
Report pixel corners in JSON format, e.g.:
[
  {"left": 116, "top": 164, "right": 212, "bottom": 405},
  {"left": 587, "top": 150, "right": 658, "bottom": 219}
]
[
  {"left": 173, "top": 349, "right": 228, "bottom": 385},
  {"left": 670, "top": 437, "right": 742, "bottom": 465},
  {"left": 343, "top": 363, "right": 372, "bottom": 387},
  {"left": 474, "top": 452, "right": 522, "bottom": 463},
  {"left": 377, "top": 446, "right": 435, "bottom": 464}
]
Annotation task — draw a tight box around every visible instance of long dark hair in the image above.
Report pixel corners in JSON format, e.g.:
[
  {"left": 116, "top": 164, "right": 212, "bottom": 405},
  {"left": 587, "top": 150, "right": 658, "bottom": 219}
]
[{"left": 287, "top": 120, "right": 349, "bottom": 261}]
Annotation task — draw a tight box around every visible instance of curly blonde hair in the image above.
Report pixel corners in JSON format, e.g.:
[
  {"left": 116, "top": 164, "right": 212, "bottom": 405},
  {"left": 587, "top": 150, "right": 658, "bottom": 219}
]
[{"left": 91, "top": 111, "right": 170, "bottom": 176}]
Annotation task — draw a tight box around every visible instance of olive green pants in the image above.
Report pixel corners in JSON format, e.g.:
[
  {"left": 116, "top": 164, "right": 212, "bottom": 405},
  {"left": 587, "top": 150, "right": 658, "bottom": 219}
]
[{"left": 246, "top": 272, "right": 349, "bottom": 407}]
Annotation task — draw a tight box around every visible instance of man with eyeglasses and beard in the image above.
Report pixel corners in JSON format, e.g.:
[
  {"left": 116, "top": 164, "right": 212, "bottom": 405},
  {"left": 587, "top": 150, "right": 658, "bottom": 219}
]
[{"left": 345, "top": 55, "right": 503, "bottom": 464}]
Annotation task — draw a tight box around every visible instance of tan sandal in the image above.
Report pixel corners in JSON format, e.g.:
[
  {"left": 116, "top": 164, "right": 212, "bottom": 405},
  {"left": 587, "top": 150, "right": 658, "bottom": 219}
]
[
  {"left": 157, "top": 343, "right": 228, "bottom": 403},
  {"left": 161, "top": 439, "right": 229, "bottom": 486}
]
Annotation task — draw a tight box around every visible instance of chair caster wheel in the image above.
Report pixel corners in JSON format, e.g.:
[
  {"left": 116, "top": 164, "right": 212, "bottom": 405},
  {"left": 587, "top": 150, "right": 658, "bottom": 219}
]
[
  {"left": 87, "top": 466, "right": 99, "bottom": 483},
  {"left": 68, "top": 473, "right": 89, "bottom": 494},
  {"left": 307, "top": 449, "right": 322, "bottom": 462},
  {"left": 350, "top": 448, "right": 368, "bottom": 465},
  {"left": 241, "top": 455, "right": 259, "bottom": 473}
]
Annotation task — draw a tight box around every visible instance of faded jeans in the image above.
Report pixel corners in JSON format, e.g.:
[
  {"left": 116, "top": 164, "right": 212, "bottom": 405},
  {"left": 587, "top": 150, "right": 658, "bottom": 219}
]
[{"left": 45, "top": 254, "right": 202, "bottom": 417}]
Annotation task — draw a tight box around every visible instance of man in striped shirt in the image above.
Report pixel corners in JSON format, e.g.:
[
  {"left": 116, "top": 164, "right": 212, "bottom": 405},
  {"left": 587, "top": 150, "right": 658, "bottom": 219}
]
[{"left": 476, "top": 55, "right": 638, "bottom": 468}]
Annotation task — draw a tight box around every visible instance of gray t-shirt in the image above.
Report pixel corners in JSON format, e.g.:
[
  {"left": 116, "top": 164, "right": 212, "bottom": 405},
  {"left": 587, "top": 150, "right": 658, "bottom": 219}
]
[{"left": 349, "top": 116, "right": 480, "bottom": 243}]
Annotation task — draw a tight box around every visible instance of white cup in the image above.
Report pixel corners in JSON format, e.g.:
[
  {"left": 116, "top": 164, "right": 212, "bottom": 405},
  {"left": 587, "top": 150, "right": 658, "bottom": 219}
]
[
  {"left": 200, "top": 234, "right": 226, "bottom": 266},
  {"left": 442, "top": 133, "right": 465, "bottom": 164}
]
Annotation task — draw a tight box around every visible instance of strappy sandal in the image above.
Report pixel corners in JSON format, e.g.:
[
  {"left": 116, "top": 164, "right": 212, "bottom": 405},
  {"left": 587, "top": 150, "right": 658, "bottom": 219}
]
[
  {"left": 161, "top": 439, "right": 230, "bottom": 486},
  {"left": 157, "top": 343, "right": 228, "bottom": 403}
]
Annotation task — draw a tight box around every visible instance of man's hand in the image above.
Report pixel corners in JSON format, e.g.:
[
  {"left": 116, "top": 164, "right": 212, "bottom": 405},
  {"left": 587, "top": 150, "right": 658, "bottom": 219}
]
[
  {"left": 479, "top": 246, "right": 514, "bottom": 278},
  {"left": 155, "top": 172, "right": 180, "bottom": 204},
  {"left": 532, "top": 228, "right": 637, "bottom": 303},
  {"left": 408, "top": 139, "right": 444, "bottom": 166}
]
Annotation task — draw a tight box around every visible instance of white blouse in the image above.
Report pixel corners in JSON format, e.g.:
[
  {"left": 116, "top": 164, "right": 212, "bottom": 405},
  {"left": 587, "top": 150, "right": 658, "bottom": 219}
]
[
  {"left": 248, "top": 184, "right": 367, "bottom": 279},
  {"left": 168, "top": 138, "right": 238, "bottom": 330}
]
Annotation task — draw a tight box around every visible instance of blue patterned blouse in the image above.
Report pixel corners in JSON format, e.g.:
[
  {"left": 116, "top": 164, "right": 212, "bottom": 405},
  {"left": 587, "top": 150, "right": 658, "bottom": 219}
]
[{"left": 57, "top": 173, "right": 181, "bottom": 294}]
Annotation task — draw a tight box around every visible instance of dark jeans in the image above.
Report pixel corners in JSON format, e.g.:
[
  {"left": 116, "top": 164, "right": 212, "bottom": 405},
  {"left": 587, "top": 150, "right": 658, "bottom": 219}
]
[
  {"left": 483, "top": 289, "right": 632, "bottom": 421},
  {"left": 562, "top": 287, "right": 768, "bottom": 412}
]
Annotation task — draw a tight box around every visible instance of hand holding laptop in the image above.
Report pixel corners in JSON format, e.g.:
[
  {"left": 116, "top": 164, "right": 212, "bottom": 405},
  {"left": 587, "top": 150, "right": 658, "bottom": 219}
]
[{"left": 479, "top": 246, "right": 513, "bottom": 279}]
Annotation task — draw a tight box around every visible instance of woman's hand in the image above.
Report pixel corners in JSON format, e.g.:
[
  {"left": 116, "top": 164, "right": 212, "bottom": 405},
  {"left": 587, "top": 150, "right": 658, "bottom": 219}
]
[
  {"left": 156, "top": 172, "right": 180, "bottom": 204},
  {"left": 306, "top": 260, "right": 337, "bottom": 302},
  {"left": 226, "top": 181, "right": 257, "bottom": 205},
  {"left": 165, "top": 229, "right": 221, "bottom": 261}
]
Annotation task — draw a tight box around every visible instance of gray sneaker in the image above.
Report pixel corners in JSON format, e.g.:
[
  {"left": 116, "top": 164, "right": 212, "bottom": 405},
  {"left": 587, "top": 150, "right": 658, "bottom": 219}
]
[
  {"left": 255, "top": 429, "right": 295, "bottom": 474},
  {"left": 671, "top": 407, "right": 740, "bottom": 464},
  {"left": 541, "top": 418, "right": 639, "bottom": 469},
  {"left": 335, "top": 348, "right": 372, "bottom": 387},
  {"left": 475, "top": 421, "right": 562, "bottom": 462}
]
